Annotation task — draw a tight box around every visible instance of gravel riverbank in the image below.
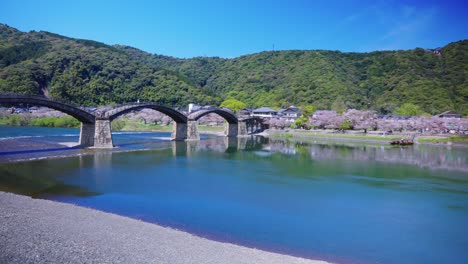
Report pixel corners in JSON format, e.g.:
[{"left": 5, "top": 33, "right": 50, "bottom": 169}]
[{"left": 0, "top": 192, "right": 330, "bottom": 264}]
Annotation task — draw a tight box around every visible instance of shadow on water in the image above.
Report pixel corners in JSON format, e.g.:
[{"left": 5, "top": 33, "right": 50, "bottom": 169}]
[{"left": 0, "top": 156, "right": 100, "bottom": 198}]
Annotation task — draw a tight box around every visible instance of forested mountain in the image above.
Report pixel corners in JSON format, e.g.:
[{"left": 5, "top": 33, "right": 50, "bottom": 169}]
[
  {"left": 1, "top": 24, "right": 466, "bottom": 115},
  {"left": 0, "top": 24, "right": 214, "bottom": 107}
]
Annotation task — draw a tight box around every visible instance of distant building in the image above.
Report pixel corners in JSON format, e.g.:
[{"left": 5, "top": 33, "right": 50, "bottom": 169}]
[
  {"left": 252, "top": 107, "right": 277, "bottom": 118},
  {"left": 278, "top": 106, "right": 302, "bottom": 119},
  {"left": 437, "top": 111, "right": 462, "bottom": 118}
]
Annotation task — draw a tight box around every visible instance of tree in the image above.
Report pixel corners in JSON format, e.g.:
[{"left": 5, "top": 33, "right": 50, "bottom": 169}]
[
  {"left": 292, "top": 115, "right": 310, "bottom": 129},
  {"left": 394, "top": 103, "right": 425, "bottom": 116},
  {"left": 344, "top": 109, "right": 377, "bottom": 133},
  {"left": 269, "top": 118, "right": 293, "bottom": 129},
  {"left": 301, "top": 105, "right": 316, "bottom": 117},
  {"left": 310, "top": 110, "right": 340, "bottom": 129},
  {"left": 220, "top": 98, "right": 246, "bottom": 113},
  {"left": 331, "top": 97, "right": 347, "bottom": 114},
  {"left": 339, "top": 120, "right": 353, "bottom": 130}
]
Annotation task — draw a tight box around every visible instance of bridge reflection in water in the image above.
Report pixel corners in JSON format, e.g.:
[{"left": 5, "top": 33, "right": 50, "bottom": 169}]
[{"left": 171, "top": 136, "right": 268, "bottom": 157}]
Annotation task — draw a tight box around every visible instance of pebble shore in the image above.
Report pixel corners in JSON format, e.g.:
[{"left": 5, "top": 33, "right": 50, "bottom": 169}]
[{"left": 0, "top": 192, "right": 330, "bottom": 264}]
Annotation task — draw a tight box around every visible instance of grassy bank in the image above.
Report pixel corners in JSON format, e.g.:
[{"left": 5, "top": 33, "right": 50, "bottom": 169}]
[
  {"left": 267, "top": 130, "right": 468, "bottom": 146},
  {"left": 417, "top": 135, "right": 468, "bottom": 144},
  {"left": 197, "top": 125, "right": 225, "bottom": 133},
  {"left": 112, "top": 118, "right": 172, "bottom": 132},
  {"left": 267, "top": 130, "right": 402, "bottom": 141}
]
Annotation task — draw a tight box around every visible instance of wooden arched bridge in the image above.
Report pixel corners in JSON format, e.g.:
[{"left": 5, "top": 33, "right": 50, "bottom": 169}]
[{"left": 0, "top": 94, "right": 267, "bottom": 148}]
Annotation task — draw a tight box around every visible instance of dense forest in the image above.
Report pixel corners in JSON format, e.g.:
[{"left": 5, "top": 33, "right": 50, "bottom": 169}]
[{"left": 0, "top": 24, "right": 466, "bottom": 115}]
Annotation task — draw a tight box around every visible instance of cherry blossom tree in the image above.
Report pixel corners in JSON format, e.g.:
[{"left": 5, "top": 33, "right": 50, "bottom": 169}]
[
  {"left": 269, "top": 118, "right": 293, "bottom": 129},
  {"left": 310, "top": 110, "right": 340, "bottom": 129},
  {"left": 343, "top": 109, "right": 377, "bottom": 133}
]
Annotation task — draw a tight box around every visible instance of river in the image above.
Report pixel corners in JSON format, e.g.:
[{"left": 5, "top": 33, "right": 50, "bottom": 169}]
[{"left": 0, "top": 125, "right": 467, "bottom": 264}]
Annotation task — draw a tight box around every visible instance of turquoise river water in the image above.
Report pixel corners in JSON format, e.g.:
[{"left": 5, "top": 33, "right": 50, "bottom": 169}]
[{"left": 0, "top": 125, "right": 467, "bottom": 264}]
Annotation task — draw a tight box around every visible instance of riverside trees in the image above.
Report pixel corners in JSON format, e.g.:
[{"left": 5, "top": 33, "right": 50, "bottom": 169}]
[{"left": 307, "top": 109, "right": 467, "bottom": 134}]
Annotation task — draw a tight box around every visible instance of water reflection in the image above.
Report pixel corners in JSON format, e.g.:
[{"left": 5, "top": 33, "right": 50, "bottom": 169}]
[
  {"left": 0, "top": 133, "right": 467, "bottom": 264},
  {"left": 168, "top": 136, "right": 467, "bottom": 175},
  {"left": 266, "top": 138, "right": 468, "bottom": 173},
  {"left": 0, "top": 136, "right": 468, "bottom": 196},
  {"left": 171, "top": 136, "right": 267, "bottom": 156}
]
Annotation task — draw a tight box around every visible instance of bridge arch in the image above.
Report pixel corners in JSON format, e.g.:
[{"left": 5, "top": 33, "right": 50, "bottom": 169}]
[
  {"left": 105, "top": 103, "right": 187, "bottom": 123},
  {"left": 188, "top": 108, "right": 238, "bottom": 124},
  {"left": 186, "top": 108, "right": 238, "bottom": 140},
  {"left": 0, "top": 94, "right": 95, "bottom": 124},
  {"left": 93, "top": 103, "right": 188, "bottom": 148},
  {"left": 0, "top": 94, "right": 96, "bottom": 147}
]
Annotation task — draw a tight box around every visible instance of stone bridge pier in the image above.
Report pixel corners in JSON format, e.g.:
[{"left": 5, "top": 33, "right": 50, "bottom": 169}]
[
  {"left": 238, "top": 118, "right": 265, "bottom": 136},
  {"left": 172, "top": 122, "right": 188, "bottom": 141},
  {"left": 94, "top": 118, "right": 114, "bottom": 148},
  {"left": 187, "top": 120, "right": 200, "bottom": 141},
  {"left": 224, "top": 122, "right": 238, "bottom": 137},
  {"left": 238, "top": 121, "right": 247, "bottom": 136},
  {"left": 79, "top": 123, "right": 95, "bottom": 147}
]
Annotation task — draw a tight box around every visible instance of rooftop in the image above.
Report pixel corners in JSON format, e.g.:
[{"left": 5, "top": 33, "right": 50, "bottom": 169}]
[{"left": 253, "top": 107, "right": 277, "bottom": 113}]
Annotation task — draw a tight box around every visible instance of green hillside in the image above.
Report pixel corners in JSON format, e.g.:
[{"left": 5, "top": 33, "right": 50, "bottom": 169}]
[
  {"left": 1, "top": 24, "right": 466, "bottom": 115},
  {"left": 0, "top": 24, "right": 215, "bottom": 106}
]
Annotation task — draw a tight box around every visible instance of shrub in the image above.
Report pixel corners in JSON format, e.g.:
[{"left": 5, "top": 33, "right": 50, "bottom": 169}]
[
  {"left": 394, "top": 103, "right": 425, "bottom": 116},
  {"left": 292, "top": 116, "right": 310, "bottom": 129},
  {"left": 339, "top": 120, "right": 353, "bottom": 130}
]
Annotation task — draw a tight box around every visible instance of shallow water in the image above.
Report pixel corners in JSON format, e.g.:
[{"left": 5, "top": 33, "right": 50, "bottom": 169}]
[{"left": 0, "top": 125, "right": 467, "bottom": 264}]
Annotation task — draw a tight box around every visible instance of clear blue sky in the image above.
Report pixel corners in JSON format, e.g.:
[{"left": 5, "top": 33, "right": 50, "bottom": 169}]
[{"left": 1, "top": 0, "right": 467, "bottom": 58}]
